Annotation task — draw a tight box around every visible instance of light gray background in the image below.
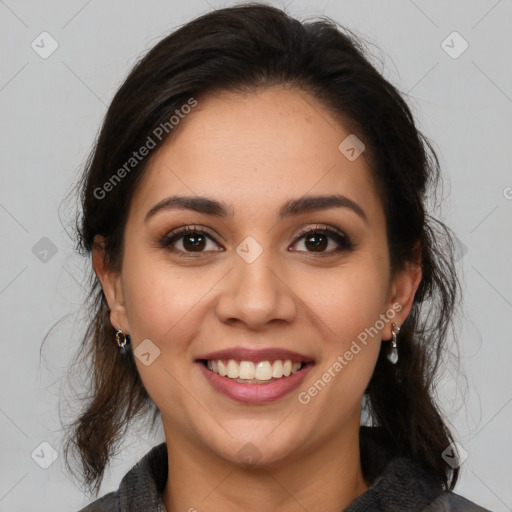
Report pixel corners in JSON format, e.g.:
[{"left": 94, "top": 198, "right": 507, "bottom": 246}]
[{"left": 1, "top": 1, "right": 511, "bottom": 510}]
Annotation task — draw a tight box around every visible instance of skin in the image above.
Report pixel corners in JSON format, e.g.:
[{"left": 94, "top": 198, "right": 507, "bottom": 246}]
[{"left": 93, "top": 86, "right": 421, "bottom": 512}]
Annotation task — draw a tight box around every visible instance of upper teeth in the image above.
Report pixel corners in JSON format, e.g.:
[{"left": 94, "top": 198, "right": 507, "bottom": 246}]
[{"left": 207, "top": 359, "right": 303, "bottom": 380}]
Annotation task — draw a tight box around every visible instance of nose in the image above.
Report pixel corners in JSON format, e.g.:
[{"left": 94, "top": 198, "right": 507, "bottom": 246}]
[{"left": 215, "top": 244, "right": 297, "bottom": 330}]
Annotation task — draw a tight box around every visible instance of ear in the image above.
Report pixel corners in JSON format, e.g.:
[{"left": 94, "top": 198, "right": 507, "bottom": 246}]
[
  {"left": 383, "top": 243, "right": 422, "bottom": 339},
  {"left": 92, "top": 235, "right": 130, "bottom": 333}
]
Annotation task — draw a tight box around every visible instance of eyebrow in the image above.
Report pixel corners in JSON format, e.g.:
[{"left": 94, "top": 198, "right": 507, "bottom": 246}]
[{"left": 145, "top": 194, "right": 368, "bottom": 224}]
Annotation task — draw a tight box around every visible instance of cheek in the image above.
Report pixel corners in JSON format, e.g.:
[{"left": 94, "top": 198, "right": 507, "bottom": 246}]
[
  {"left": 297, "top": 261, "right": 388, "bottom": 398},
  {"left": 120, "top": 254, "right": 218, "bottom": 412},
  {"left": 122, "top": 257, "right": 210, "bottom": 347},
  {"left": 305, "top": 262, "right": 389, "bottom": 340}
]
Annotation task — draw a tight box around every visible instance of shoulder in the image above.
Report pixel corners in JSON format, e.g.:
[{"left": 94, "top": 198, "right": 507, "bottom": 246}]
[
  {"left": 76, "top": 442, "right": 168, "bottom": 512},
  {"left": 357, "top": 427, "right": 492, "bottom": 511},
  {"left": 424, "top": 491, "right": 493, "bottom": 511},
  {"left": 77, "top": 491, "right": 119, "bottom": 512}
]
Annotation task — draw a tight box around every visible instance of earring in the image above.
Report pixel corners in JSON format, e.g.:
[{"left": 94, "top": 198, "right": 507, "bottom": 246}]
[
  {"left": 115, "top": 329, "right": 130, "bottom": 350},
  {"left": 387, "top": 323, "right": 400, "bottom": 364}
]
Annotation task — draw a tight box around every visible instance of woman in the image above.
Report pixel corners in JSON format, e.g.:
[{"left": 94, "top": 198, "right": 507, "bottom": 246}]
[{"left": 65, "top": 3, "right": 491, "bottom": 511}]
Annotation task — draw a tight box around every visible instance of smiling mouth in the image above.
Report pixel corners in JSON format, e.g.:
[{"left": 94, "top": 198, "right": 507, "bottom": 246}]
[{"left": 199, "top": 359, "right": 310, "bottom": 384}]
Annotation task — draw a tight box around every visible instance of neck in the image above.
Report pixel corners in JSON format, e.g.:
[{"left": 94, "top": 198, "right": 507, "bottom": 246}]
[{"left": 162, "top": 421, "right": 369, "bottom": 512}]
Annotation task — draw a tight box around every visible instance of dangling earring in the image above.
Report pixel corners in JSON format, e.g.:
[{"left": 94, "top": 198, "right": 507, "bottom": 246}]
[
  {"left": 387, "top": 323, "right": 400, "bottom": 364},
  {"left": 115, "top": 329, "right": 130, "bottom": 350}
]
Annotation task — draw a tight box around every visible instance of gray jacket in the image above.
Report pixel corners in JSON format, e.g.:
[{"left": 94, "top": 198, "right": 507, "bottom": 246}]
[{"left": 78, "top": 427, "right": 492, "bottom": 511}]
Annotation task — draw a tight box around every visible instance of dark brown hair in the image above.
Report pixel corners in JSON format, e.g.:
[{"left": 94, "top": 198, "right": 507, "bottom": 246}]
[{"left": 64, "top": 2, "right": 461, "bottom": 495}]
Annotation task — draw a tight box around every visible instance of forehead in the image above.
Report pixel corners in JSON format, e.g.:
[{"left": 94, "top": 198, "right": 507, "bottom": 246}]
[{"left": 130, "top": 86, "right": 383, "bottom": 225}]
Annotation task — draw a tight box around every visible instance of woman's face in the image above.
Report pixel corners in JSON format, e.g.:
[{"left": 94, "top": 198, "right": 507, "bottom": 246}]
[{"left": 95, "top": 86, "right": 419, "bottom": 467}]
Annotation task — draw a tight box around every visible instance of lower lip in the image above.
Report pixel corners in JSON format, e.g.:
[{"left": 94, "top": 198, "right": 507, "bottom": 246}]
[{"left": 197, "top": 361, "right": 313, "bottom": 404}]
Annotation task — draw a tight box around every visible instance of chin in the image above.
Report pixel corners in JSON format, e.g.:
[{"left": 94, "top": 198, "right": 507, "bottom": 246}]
[{"left": 201, "top": 424, "right": 306, "bottom": 469}]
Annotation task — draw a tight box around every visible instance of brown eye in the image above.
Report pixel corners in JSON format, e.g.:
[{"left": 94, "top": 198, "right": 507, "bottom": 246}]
[
  {"left": 303, "top": 232, "right": 329, "bottom": 252},
  {"left": 181, "top": 233, "right": 207, "bottom": 251},
  {"left": 160, "top": 226, "right": 223, "bottom": 256},
  {"left": 291, "top": 226, "right": 355, "bottom": 255}
]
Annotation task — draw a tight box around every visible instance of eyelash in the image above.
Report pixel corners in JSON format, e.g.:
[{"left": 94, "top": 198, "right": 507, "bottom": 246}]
[{"left": 159, "top": 224, "right": 355, "bottom": 258}]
